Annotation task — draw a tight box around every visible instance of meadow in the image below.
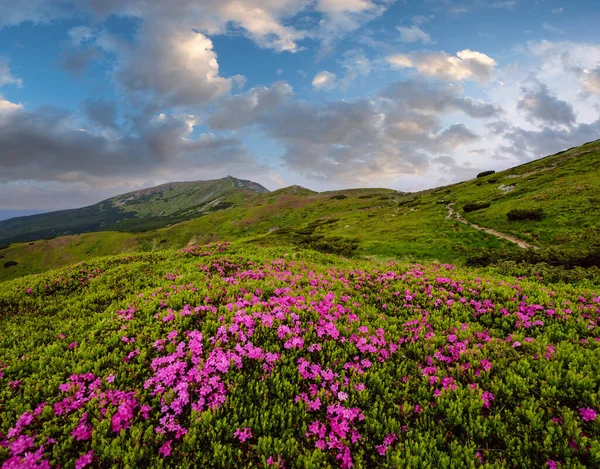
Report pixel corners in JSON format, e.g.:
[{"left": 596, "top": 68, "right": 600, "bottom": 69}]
[
  {"left": 2, "top": 140, "right": 599, "bottom": 284},
  {"left": 1, "top": 243, "right": 598, "bottom": 468}
]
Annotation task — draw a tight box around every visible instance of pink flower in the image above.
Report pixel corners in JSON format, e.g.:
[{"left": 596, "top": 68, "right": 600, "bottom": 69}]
[
  {"left": 337, "top": 392, "right": 348, "bottom": 402},
  {"left": 579, "top": 407, "right": 597, "bottom": 421},
  {"left": 234, "top": 427, "right": 253, "bottom": 443},
  {"left": 69, "top": 342, "right": 78, "bottom": 350},
  {"left": 547, "top": 460, "right": 558, "bottom": 469},
  {"left": 106, "top": 374, "right": 115, "bottom": 383},
  {"left": 481, "top": 391, "right": 495, "bottom": 409},
  {"left": 159, "top": 440, "right": 172, "bottom": 457},
  {"left": 75, "top": 450, "right": 94, "bottom": 469},
  {"left": 512, "top": 341, "right": 521, "bottom": 348},
  {"left": 71, "top": 413, "right": 93, "bottom": 441}
]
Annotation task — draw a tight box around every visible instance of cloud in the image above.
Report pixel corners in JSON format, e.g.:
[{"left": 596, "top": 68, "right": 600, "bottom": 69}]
[
  {"left": 0, "top": 96, "right": 23, "bottom": 116},
  {"left": 312, "top": 71, "right": 338, "bottom": 91},
  {"left": 517, "top": 83, "right": 576, "bottom": 126},
  {"left": 495, "top": 119, "right": 600, "bottom": 161},
  {"left": 0, "top": 102, "right": 256, "bottom": 185},
  {"left": 113, "top": 22, "right": 237, "bottom": 110},
  {"left": 82, "top": 99, "right": 119, "bottom": 130},
  {"left": 248, "top": 80, "right": 492, "bottom": 183},
  {"left": 207, "top": 82, "right": 294, "bottom": 130},
  {"left": 582, "top": 68, "right": 600, "bottom": 95},
  {"left": 382, "top": 80, "right": 503, "bottom": 118},
  {"left": 396, "top": 25, "right": 432, "bottom": 44},
  {"left": 0, "top": 57, "right": 22, "bottom": 88},
  {"left": 387, "top": 49, "right": 497, "bottom": 82},
  {"left": 0, "top": 0, "right": 67, "bottom": 27}
]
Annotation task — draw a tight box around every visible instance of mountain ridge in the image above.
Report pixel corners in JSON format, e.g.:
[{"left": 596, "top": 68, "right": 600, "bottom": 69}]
[{"left": 0, "top": 176, "right": 269, "bottom": 244}]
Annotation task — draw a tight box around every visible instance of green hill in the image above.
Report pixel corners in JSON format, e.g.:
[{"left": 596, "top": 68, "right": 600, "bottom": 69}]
[
  {"left": 1, "top": 140, "right": 599, "bottom": 283},
  {"left": 0, "top": 176, "right": 269, "bottom": 244},
  {"left": 0, "top": 243, "right": 598, "bottom": 468}
]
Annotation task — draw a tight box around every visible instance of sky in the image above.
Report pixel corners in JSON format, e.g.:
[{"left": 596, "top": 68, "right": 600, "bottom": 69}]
[{"left": 0, "top": 0, "right": 599, "bottom": 214}]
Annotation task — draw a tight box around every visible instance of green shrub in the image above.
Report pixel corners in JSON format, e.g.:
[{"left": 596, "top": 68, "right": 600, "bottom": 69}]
[
  {"left": 3, "top": 260, "right": 17, "bottom": 268},
  {"left": 507, "top": 208, "right": 544, "bottom": 221},
  {"left": 329, "top": 194, "right": 347, "bottom": 200},
  {"left": 476, "top": 170, "right": 496, "bottom": 178},
  {"left": 463, "top": 202, "right": 491, "bottom": 213}
]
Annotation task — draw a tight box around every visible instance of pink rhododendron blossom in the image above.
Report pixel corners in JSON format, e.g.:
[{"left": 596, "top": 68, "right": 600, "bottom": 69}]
[
  {"left": 75, "top": 450, "right": 94, "bottom": 469},
  {"left": 579, "top": 408, "right": 597, "bottom": 421},
  {"left": 234, "top": 427, "right": 253, "bottom": 443}
]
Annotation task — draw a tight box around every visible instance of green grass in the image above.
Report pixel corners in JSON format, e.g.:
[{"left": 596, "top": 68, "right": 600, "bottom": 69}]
[{"left": 1, "top": 141, "right": 599, "bottom": 283}]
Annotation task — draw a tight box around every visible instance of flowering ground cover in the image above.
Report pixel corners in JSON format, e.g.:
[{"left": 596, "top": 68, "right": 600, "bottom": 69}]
[{"left": 0, "top": 243, "right": 599, "bottom": 468}]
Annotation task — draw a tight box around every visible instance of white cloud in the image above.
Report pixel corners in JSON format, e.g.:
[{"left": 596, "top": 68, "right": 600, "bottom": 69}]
[
  {"left": 312, "top": 71, "right": 338, "bottom": 91},
  {"left": 0, "top": 57, "right": 22, "bottom": 88},
  {"left": 396, "top": 25, "right": 432, "bottom": 44},
  {"left": 582, "top": 68, "right": 600, "bottom": 95},
  {"left": 387, "top": 49, "right": 497, "bottom": 82},
  {"left": 0, "top": 96, "right": 23, "bottom": 114},
  {"left": 114, "top": 22, "right": 236, "bottom": 109}
]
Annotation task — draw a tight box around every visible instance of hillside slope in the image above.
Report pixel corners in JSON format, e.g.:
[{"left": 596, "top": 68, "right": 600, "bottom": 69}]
[
  {"left": 0, "top": 176, "right": 269, "bottom": 244},
  {"left": 0, "top": 244, "right": 598, "bottom": 467},
  {"left": 1, "top": 140, "right": 599, "bottom": 282}
]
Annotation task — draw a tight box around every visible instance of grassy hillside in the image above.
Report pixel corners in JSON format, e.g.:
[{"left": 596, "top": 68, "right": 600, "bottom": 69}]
[
  {"left": 1, "top": 140, "right": 599, "bottom": 283},
  {"left": 0, "top": 244, "right": 598, "bottom": 468},
  {"left": 0, "top": 176, "right": 268, "bottom": 245}
]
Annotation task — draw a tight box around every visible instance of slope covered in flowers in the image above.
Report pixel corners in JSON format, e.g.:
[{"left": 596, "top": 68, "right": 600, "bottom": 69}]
[{"left": 0, "top": 243, "right": 599, "bottom": 468}]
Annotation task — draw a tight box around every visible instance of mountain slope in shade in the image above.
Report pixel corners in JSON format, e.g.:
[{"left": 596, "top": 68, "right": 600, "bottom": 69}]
[{"left": 0, "top": 176, "right": 269, "bottom": 244}]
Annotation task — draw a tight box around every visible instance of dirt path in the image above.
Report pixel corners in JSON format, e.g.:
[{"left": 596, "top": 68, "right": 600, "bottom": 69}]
[{"left": 446, "top": 204, "right": 538, "bottom": 250}]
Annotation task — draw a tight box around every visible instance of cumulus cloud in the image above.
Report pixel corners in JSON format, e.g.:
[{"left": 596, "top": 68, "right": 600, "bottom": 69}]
[
  {"left": 114, "top": 22, "right": 237, "bottom": 110},
  {"left": 208, "top": 82, "right": 293, "bottom": 130},
  {"left": 582, "top": 68, "right": 600, "bottom": 95},
  {"left": 312, "top": 71, "right": 338, "bottom": 91},
  {"left": 382, "top": 80, "right": 503, "bottom": 118},
  {"left": 387, "top": 49, "right": 497, "bottom": 82},
  {"left": 0, "top": 57, "right": 22, "bottom": 88},
  {"left": 82, "top": 99, "right": 119, "bottom": 130},
  {"left": 517, "top": 83, "right": 576, "bottom": 126},
  {"left": 212, "top": 79, "right": 496, "bottom": 183},
  {"left": 495, "top": 118, "right": 600, "bottom": 161},
  {"left": 0, "top": 101, "right": 255, "bottom": 185},
  {"left": 397, "top": 25, "right": 432, "bottom": 44}
]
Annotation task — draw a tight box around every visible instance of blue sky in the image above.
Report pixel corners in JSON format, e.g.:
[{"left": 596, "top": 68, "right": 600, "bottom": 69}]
[{"left": 1, "top": 0, "right": 599, "bottom": 212}]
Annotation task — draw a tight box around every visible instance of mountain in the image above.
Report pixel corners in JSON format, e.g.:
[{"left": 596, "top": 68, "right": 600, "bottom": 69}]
[
  {"left": 0, "top": 176, "right": 269, "bottom": 244},
  {"left": 1, "top": 140, "right": 599, "bottom": 282}
]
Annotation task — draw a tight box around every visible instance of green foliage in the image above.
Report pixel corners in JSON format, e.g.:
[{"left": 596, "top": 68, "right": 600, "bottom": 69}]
[
  {"left": 1, "top": 140, "right": 599, "bottom": 283},
  {"left": 3, "top": 260, "right": 17, "bottom": 268},
  {"left": 476, "top": 170, "right": 496, "bottom": 178},
  {"left": 507, "top": 208, "right": 545, "bottom": 222},
  {"left": 463, "top": 202, "right": 491, "bottom": 213},
  {"left": 0, "top": 244, "right": 598, "bottom": 468}
]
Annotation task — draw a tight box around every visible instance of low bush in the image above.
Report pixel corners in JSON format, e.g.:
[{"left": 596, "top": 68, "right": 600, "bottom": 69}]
[
  {"left": 3, "top": 260, "right": 17, "bottom": 268},
  {"left": 476, "top": 170, "right": 496, "bottom": 178},
  {"left": 507, "top": 208, "right": 544, "bottom": 221},
  {"left": 0, "top": 244, "right": 598, "bottom": 468},
  {"left": 329, "top": 194, "right": 347, "bottom": 200},
  {"left": 463, "top": 202, "right": 491, "bottom": 213}
]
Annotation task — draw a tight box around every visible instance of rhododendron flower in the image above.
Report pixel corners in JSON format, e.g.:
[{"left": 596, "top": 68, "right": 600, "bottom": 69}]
[
  {"left": 547, "top": 460, "right": 558, "bottom": 469},
  {"left": 481, "top": 391, "right": 494, "bottom": 409},
  {"left": 579, "top": 407, "right": 597, "bottom": 421},
  {"left": 234, "top": 427, "right": 253, "bottom": 443},
  {"left": 75, "top": 450, "right": 94, "bottom": 469},
  {"left": 69, "top": 342, "right": 78, "bottom": 349},
  {"left": 159, "top": 440, "right": 172, "bottom": 457}
]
